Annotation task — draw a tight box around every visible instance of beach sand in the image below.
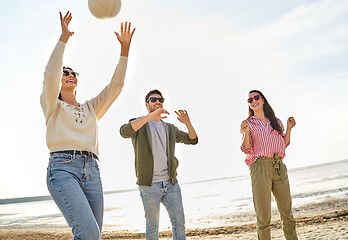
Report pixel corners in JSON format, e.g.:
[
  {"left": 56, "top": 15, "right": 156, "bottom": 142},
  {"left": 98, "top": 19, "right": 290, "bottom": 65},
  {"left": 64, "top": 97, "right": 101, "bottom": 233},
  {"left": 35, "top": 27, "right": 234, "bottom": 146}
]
[{"left": 1, "top": 199, "right": 347, "bottom": 239}]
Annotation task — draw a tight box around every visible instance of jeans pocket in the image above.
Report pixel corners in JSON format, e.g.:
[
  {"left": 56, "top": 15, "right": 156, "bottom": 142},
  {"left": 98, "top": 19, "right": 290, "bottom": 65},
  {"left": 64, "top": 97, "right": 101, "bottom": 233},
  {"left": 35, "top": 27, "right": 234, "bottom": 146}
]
[
  {"left": 171, "top": 182, "right": 181, "bottom": 192},
  {"left": 139, "top": 185, "right": 148, "bottom": 198},
  {"left": 93, "top": 159, "right": 100, "bottom": 170},
  {"left": 50, "top": 154, "right": 73, "bottom": 165}
]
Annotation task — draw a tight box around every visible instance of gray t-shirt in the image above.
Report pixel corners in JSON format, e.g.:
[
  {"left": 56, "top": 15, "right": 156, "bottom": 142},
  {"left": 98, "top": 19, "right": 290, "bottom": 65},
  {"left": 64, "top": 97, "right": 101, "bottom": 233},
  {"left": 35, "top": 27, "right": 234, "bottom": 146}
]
[{"left": 148, "top": 120, "right": 170, "bottom": 183}]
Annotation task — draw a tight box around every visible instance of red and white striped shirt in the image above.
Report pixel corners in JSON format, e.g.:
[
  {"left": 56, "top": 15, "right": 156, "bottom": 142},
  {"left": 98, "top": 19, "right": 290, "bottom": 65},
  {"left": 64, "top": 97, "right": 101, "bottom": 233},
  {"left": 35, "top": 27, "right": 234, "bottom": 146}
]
[{"left": 241, "top": 116, "right": 287, "bottom": 167}]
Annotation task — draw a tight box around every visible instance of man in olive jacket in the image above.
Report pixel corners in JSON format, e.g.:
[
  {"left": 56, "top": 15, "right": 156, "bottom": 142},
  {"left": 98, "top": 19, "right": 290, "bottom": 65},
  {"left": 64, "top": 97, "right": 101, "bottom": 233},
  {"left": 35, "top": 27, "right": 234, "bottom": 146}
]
[{"left": 120, "top": 89, "right": 198, "bottom": 240}]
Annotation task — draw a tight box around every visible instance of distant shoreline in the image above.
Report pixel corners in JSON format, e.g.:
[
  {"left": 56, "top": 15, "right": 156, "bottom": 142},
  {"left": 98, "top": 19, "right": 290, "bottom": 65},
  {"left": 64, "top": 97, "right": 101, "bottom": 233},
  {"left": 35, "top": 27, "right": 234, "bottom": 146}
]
[
  {"left": 1, "top": 158, "right": 347, "bottom": 204},
  {"left": 1, "top": 198, "right": 347, "bottom": 240}
]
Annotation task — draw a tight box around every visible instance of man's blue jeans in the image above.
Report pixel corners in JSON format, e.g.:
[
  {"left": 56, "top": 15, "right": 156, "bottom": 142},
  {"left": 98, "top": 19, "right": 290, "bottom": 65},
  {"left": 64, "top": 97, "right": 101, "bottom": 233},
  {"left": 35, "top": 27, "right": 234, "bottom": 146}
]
[
  {"left": 139, "top": 180, "right": 186, "bottom": 240},
  {"left": 47, "top": 152, "right": 103, "bottom": 240}
]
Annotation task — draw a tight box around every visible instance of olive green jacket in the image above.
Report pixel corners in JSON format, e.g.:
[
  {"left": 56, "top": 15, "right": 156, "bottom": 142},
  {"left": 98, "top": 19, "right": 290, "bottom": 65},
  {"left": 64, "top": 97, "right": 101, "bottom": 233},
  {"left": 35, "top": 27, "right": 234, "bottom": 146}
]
[{"left": 120, "top": 118, "right": 198, "bottom": 186}]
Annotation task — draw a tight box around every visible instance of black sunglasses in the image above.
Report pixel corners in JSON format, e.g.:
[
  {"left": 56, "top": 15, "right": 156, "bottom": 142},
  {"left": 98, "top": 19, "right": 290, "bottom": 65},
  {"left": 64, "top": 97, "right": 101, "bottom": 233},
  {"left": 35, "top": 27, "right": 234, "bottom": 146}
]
[
  {"left": 147, "top": 97, "right": 165, "bottom": 103},
  {"left": 63, "top": 70, "right": 79, "bottom": 78},
  {"left": 247, "top": 94, "right": 262, "bottom": 103}
]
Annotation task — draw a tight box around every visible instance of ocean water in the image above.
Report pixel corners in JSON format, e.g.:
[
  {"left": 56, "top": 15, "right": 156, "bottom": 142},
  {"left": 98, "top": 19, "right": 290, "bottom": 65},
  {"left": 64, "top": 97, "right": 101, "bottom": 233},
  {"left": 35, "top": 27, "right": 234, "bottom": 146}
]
[{"left": 0, "top": 159, "right": 347, "bottom": 233}]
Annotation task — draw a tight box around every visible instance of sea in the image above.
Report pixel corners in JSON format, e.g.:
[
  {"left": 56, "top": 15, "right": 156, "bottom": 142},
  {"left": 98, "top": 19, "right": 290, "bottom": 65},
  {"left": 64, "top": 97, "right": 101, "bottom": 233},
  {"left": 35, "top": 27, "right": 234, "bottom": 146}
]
[{"left": 0, "top": 159, "right": 347, "bottom": 233}]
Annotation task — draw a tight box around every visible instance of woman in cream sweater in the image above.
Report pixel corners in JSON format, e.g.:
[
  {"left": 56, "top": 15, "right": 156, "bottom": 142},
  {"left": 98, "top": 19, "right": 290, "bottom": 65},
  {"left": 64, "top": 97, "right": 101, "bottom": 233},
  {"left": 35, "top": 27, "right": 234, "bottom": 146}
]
[{"left": 40, "top": 11, "right": 135, "bottom": 239}]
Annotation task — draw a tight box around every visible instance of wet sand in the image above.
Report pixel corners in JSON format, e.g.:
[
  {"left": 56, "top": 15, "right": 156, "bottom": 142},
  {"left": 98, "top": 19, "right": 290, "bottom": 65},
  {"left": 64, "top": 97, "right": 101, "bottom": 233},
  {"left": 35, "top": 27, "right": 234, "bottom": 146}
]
[{"left": 1, "top": 199, "right": 347, "bottom": 239}]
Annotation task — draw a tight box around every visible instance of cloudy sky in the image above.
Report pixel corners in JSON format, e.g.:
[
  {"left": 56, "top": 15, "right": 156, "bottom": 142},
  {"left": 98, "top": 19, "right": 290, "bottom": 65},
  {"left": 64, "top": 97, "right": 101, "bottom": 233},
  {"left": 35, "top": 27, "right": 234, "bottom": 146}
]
[{"left": 1, "top": 0, "right": 347, "bottom": 199}]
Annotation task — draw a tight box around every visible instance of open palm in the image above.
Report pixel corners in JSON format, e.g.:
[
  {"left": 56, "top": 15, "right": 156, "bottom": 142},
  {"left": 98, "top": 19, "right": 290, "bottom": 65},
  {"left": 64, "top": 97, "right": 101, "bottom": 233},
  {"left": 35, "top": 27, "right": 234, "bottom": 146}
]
[
  {"left": 175, "top": 110, "right": 191, "bottom": 125},
  {"left": 115, "top": 22, "right": 135, "bottom": 46},
  {"left": 59, "top": 11, "right": 74, "bottom": 43}
]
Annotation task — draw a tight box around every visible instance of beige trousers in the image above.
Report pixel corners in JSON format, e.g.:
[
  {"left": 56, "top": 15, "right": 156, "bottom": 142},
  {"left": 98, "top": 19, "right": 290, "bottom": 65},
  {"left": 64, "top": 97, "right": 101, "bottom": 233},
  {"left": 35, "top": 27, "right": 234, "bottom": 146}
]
[{"left": 249, "top": 154, "right": 298, "bottom": 240}]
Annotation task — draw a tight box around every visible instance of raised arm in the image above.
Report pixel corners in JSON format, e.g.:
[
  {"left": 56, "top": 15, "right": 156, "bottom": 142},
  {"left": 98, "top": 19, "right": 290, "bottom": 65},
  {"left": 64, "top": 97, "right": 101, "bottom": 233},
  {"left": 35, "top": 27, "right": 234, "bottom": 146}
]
[
  {"left": 131, "top": 108, "right": 169, "bottom": 131},
  {"left": 175, "top": 110, "right": 197, "bottom": 140},
  {"left": 115, "top": 22, "right": 136, "bottom": 57},
  {"left": 89, "top": 22, "right": 135, "bottom": 120},
  {"left": 284, "top": 117, "right": 296, "bottom": 146},
  {"left": 59, "top": 11, "right": 74, "bottom": 44},
  {"left": 240, "top": 120, "right": 251, "bottom": 153},
  {"left": 40, "top": 11, "right": 73, "bottom": 121},
  {"left": 120, "top": 109, "right": 169, "bottom": 138}
]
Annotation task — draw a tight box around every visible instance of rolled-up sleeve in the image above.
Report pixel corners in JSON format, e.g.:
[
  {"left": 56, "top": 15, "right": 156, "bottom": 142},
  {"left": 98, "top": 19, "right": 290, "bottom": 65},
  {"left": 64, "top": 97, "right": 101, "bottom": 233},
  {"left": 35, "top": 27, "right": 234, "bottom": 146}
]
[
  {"left": 120, "top": 118, "right": 137, "bottom": 138},
  {"left": 176, "top": 128, "right": 198, "bottom": 145},
  {"left": 240, "top": 144, "right": 252, "bottom": 154}
]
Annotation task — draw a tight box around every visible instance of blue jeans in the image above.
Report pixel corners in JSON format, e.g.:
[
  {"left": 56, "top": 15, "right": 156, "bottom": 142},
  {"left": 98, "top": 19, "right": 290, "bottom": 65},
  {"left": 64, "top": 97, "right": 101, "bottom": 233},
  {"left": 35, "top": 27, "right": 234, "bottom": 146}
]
[
  {"left": 47, "top": 152, "right": 103, "bottom": 240},
  {"left": 139, "top": 180, "right": 186, "bottom": 240}
]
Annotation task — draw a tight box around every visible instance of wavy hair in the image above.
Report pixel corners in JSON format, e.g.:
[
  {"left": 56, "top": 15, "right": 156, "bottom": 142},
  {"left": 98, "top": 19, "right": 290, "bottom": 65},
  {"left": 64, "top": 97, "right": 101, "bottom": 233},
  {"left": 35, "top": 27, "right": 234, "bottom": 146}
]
[{"left": 248, "top": 90, "right": 282, "bottom": 134}]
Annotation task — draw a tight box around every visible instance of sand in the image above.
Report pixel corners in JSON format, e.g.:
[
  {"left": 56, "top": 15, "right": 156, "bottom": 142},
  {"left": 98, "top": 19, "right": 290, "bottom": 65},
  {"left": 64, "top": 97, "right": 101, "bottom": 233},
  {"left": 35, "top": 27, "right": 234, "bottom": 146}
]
[{"left": 0, "top": 199, "right": 347, "bottom": 239}]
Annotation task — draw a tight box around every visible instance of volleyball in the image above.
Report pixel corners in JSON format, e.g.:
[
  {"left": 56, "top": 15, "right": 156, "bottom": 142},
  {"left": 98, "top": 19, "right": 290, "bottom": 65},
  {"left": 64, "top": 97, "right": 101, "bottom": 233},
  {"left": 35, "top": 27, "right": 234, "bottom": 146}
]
[{"left": 88, "top": 0, "right": 122, "bottom": 20}]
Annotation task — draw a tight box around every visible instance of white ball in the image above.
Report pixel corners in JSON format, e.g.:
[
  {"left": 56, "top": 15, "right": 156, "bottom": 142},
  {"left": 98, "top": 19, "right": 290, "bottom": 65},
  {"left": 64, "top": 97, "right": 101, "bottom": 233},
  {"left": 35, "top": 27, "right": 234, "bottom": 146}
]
[{"left": 88, "top": 0, "right": 122, "bottom": 20}]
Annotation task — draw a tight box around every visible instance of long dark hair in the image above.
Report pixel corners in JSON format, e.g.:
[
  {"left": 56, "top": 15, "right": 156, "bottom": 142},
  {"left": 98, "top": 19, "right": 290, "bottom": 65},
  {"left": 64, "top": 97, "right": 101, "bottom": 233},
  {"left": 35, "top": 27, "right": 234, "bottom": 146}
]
[{"left": 248, "top": 90, "right": 282, "bottom": 134}]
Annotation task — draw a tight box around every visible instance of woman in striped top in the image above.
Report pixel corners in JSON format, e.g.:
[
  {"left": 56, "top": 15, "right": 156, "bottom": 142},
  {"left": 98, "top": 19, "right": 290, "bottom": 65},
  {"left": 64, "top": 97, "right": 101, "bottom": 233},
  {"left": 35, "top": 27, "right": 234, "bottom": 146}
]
[{"left": 240, "top": 90, "right": 298, "bottom": 240}]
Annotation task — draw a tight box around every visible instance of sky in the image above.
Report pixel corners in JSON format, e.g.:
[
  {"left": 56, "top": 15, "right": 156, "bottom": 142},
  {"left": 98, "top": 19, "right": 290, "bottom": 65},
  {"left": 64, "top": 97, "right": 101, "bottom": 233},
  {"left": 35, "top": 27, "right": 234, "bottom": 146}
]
[{"left": 0, "top": 0, "right": 347, "bottom": 199}]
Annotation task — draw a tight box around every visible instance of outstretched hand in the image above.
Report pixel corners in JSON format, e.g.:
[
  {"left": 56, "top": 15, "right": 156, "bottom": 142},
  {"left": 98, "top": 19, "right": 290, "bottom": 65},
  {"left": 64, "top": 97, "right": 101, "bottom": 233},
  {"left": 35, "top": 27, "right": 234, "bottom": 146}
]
[
  {"left": 115, "top": 22, "right": 135, "bottom": 57},
  {"left": 59, "top": 11, "right": 74, "bottom": 44},
  {"left": 175, "top": 110, "right": 191, "bottom": 125},
  {"left": 175, "top": 110, "right": 197, "bottom": 139},
  {"left": 149, "top": 108, "right": 170, "bottom": 122}
]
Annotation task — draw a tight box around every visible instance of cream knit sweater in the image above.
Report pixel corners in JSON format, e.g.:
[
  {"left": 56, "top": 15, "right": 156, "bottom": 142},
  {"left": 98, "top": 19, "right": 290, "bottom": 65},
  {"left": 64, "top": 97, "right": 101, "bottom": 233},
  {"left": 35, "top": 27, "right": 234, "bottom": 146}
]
[{"left": 40, "top": 41, "right": 128, "bottom": 155}]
